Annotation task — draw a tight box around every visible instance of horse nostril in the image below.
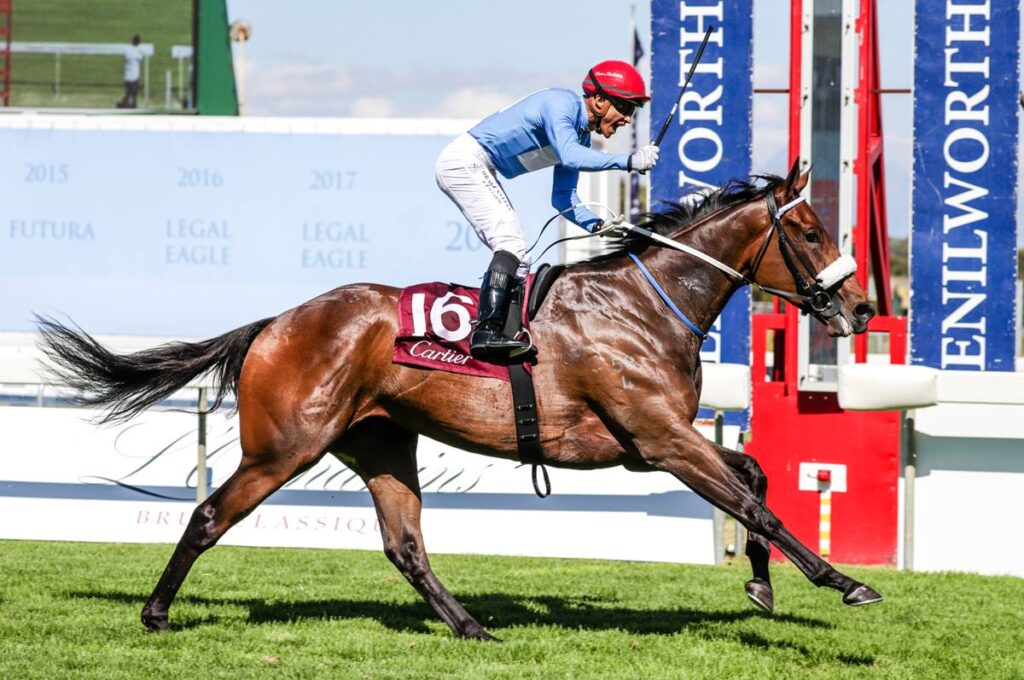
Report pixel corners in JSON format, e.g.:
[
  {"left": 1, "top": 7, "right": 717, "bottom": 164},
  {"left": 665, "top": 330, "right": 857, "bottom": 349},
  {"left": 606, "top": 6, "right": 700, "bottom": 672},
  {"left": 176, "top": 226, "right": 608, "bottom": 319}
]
[{"left": 855, "top": 302, "right": 876, "bottom": 321}]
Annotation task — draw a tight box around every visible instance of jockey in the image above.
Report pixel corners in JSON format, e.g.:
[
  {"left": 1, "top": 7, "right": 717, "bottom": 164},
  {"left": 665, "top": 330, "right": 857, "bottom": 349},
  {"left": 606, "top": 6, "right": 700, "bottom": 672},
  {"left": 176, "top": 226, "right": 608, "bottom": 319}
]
[{"left": 435, "top": 60, "right": 658, "bottom": 360}]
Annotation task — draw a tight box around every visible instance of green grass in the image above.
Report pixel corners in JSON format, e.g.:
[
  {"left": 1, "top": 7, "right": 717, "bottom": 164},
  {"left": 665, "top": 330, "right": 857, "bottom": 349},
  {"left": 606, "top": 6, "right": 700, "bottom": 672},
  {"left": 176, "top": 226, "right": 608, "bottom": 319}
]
[
  {"left": 8, "top": 0, "right": 193, "bottom": 109},
  {"left": 0, "top": 540, "right": 1022, "bottom": 679}
]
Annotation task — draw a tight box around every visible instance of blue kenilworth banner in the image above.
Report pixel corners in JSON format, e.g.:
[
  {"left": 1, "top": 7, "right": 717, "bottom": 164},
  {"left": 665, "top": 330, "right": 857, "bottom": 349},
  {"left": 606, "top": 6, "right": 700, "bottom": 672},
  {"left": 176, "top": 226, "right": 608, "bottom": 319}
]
[
  {"left": 910, "top": 0, "right": 1019, "bottom": 370},
  {"left": 651, "top": 0, "right": 753, "bottom": 425}
]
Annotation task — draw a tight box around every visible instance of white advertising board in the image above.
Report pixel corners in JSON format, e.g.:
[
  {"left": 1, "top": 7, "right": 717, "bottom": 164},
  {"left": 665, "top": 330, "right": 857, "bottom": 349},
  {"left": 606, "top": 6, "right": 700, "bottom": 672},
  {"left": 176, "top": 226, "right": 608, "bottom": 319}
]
[
  {"left": 0, "top": 116, "right": 558, "bottom": 336},
  {"left": 0, "top": 405, "right": 718, "bottom": 564}
]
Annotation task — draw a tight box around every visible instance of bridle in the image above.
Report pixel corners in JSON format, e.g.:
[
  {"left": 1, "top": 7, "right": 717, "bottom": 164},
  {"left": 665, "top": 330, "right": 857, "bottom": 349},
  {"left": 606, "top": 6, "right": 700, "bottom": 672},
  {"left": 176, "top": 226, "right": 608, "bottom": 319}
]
[
  {"left": 747, "top": 192, "right": 858, "bottom": 319},
  {"left": 618, "top": 190, "right": 858, "bottom": 324}
]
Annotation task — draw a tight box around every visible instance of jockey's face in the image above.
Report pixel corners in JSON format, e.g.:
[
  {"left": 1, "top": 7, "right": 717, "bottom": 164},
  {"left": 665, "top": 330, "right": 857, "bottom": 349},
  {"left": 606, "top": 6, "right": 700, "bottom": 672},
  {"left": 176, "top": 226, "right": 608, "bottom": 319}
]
[{"left": 588, "top": 95, "right": 633, "bottom": 138}]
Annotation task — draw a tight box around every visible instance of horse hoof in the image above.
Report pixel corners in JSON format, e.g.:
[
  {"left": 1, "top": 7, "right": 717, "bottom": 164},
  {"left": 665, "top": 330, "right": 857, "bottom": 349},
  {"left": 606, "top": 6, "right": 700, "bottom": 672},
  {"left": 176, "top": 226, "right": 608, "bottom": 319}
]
[
  {"left": 462, "top": 628, "right": 501, "bottom": 643},
  {"left": 843, "top": 583, "right": 883, "bottom": 607},
  {"left": 141, "top": 610, "right": 170, "bottom": 632},
  {"left": 745, "top": 578, "right": 774, "bottom": 613}
]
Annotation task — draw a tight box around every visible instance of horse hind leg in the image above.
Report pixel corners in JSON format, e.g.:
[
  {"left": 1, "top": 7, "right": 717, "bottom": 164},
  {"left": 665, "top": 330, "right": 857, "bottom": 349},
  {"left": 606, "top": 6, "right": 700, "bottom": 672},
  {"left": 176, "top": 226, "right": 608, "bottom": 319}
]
[
  {"left": 715, "top": 445, "right": 882, "bottom": 608},
  {"left": 333, "top": 418, "right": 498, "bottom": 641},
  {"left": 649, "top": 432, "right": 882, "bottom": 608},
  {"left": 715, "top": 445, "right": 774, "bottom": 613},
  {"left": 141, "top": 440, "right": 328, "bottom": 631}
]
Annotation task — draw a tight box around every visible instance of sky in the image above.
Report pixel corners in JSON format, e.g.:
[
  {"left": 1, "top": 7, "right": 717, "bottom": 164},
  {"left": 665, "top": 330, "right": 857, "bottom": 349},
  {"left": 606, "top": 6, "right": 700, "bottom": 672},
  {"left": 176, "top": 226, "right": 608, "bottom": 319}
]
[{"left": 222, "top": 1, "right": 992, "bottom": 242}]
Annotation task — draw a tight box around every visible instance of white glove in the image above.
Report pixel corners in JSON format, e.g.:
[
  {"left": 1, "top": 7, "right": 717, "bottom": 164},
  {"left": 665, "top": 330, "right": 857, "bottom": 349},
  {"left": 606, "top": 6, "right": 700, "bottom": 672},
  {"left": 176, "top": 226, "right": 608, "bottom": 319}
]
[
  {"left": 629, "top": 144, "right": 660, "bottom": 172},
  {"left": 597, "top": 214, "right": 629, "bottom": 237}
]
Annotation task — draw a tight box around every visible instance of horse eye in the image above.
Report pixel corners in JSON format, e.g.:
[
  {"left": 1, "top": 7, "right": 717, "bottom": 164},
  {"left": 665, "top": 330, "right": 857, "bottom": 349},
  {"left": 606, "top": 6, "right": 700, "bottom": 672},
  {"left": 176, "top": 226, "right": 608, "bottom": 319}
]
[{"left": 805, "top": 230, "right": 821, "bottom": 244}]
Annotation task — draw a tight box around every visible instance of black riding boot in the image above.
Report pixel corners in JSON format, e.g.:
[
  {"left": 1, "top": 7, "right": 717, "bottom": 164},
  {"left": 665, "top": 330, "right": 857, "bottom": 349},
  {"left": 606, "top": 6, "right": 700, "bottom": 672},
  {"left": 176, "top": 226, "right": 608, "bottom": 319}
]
[{"left": 471, "top": 251, "right": 530, "bottom": 361}]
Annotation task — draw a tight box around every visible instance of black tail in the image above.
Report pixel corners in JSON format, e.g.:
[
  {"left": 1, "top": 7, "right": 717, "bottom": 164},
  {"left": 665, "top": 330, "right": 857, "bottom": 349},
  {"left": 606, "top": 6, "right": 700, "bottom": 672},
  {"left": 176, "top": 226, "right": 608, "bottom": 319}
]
[{"left": 35, "top": 315, "right": 274, "bottom": 424}]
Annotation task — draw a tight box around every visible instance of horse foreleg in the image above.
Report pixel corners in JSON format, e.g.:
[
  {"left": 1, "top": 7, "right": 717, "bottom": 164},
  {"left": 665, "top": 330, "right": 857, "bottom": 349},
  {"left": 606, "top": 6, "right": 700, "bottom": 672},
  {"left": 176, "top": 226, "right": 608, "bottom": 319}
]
[
  {"left": 141, "top": 450, "right": 323, "bottom": 631},
  {"left": 714, "top": 445, "right": 774, "bottom": 612},
  {"left": 643, "top": 429, "right": 882, "bottom": 607},
  {"left": 335, "top": 419, "right": 498, "bottom": 641}
]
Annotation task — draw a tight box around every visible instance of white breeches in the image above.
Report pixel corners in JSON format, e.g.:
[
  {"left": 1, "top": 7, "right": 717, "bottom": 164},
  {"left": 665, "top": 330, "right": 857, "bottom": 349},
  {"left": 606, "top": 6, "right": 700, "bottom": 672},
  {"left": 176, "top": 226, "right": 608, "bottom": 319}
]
[{"left": 435, "top": 133, "right": 531, "bottom": 278}]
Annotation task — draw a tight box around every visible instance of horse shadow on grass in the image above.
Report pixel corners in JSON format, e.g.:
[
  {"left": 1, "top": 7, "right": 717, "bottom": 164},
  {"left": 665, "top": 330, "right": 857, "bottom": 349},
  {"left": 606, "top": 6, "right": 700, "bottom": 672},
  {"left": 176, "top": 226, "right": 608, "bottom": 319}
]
[
  {"left": 66, "top": 589, "right": 863, "bottom": 646},
  {"left": 69, "top": 589, "right": 874, "bottom": 665}
]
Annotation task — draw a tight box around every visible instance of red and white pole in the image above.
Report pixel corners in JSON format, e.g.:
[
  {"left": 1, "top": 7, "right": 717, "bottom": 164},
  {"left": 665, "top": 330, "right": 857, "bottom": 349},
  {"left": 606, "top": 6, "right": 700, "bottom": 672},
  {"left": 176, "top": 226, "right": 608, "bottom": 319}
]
[{"left": 799, "top": 463, "right": 847, "bottom": 557}]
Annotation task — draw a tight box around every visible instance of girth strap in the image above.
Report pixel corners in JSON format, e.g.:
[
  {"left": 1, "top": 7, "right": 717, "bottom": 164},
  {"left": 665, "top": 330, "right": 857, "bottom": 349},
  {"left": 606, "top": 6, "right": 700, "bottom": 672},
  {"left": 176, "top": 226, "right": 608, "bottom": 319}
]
[{"left": 508, "top": 363, "right": 550, "bottom": 498}]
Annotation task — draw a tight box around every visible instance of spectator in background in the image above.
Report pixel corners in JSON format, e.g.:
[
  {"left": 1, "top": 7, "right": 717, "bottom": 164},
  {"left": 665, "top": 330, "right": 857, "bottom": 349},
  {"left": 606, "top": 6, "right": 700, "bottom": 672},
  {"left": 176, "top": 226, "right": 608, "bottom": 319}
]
[{"left": 117, "top": 35, "right": 144, "bottom": 109}]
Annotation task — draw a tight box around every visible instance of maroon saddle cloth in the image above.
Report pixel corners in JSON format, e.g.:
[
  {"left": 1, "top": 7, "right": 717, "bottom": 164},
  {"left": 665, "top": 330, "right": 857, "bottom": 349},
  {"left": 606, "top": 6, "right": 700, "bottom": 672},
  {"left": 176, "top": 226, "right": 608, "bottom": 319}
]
[{"left": 392, "top": 279, "right": 533, "bottom": 382}]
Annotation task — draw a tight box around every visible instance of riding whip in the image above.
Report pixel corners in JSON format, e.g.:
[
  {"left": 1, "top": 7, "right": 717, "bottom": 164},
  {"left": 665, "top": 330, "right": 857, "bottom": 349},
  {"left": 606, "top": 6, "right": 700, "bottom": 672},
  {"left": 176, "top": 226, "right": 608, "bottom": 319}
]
[{"left": 652, "top": 24, "right": 716, "bottom": 148}]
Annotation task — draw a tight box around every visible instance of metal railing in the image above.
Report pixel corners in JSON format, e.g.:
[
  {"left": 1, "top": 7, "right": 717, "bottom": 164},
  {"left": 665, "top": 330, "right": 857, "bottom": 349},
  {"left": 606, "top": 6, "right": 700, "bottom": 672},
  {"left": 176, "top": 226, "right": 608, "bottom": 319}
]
[{"left": 9, "top": 41, "right": 154, "bottom": 103}]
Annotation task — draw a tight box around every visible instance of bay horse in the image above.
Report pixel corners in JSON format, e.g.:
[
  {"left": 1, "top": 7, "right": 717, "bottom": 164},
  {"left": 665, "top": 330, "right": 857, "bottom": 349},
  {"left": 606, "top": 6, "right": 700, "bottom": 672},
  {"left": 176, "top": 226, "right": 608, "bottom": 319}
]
[{"left": 38, "top": 162, "right": 881, "bottom": 640}]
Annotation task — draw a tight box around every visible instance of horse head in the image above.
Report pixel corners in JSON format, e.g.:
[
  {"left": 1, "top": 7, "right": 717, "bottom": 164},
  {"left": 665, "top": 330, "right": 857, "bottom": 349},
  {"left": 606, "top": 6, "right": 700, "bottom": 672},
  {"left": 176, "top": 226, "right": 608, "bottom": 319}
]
[{"left": 746, "top": 160, "right": 876, "bottom": 336}]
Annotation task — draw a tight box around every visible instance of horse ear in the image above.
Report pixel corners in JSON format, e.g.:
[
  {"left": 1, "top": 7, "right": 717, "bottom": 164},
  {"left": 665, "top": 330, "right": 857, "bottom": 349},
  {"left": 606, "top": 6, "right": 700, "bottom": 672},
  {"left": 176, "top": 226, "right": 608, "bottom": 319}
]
[
  {"left": 782, "top": 158, "right": 801, "bottom": 194},
  {"left": 783, "top": 159, "right": 811, "bottom": 195},
  {"left": 794, "top": 168, "right": 810, "bottom": 194}
]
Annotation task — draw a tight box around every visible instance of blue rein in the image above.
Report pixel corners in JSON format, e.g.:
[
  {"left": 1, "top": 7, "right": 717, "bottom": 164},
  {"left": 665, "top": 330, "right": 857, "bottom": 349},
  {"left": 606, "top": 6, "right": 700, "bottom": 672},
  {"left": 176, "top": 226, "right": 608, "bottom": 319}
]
[{"left": 628, "top": 252, "right": 707, "bottom": 343}]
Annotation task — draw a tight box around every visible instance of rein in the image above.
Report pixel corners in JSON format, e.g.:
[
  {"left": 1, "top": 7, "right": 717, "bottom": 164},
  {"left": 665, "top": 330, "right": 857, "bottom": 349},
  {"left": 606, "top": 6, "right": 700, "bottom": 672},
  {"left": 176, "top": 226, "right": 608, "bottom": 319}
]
[
  {"left": 527, "top": 189, "right": 857, "bottom": 339},
  {"left": 623, "top": 195, "right": 805, "bottom": 295},
  {"left": 619, "top": 192, "right": 857, "bottom": 336}
]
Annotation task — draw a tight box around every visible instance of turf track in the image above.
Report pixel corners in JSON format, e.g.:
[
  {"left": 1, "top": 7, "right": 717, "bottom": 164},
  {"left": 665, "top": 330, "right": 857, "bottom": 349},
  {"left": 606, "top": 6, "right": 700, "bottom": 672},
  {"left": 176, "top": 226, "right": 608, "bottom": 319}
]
[{"left": 0, "top": 540, "right": 1021, "bottom": 679}]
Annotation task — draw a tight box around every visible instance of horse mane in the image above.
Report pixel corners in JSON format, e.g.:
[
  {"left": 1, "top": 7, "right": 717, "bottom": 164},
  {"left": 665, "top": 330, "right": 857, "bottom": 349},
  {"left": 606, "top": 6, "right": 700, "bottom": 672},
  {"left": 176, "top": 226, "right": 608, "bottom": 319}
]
[{"left": 573, "top": 173, "right": 786, "bottom": 264}]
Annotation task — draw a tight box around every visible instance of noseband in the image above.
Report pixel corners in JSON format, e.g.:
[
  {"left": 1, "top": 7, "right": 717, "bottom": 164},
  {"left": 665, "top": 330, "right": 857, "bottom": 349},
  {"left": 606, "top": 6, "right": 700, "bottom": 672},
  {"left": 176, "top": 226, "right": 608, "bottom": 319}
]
[{"left": 749, "top": 193, "right": 858, "bottom": 320}]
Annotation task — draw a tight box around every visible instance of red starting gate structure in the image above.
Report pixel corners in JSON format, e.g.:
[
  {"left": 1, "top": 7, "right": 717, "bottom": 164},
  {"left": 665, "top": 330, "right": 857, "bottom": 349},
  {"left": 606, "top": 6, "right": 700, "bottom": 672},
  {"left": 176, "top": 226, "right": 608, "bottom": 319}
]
[{"left": 746, "top": 0, "right": 907, "bottom": 565}]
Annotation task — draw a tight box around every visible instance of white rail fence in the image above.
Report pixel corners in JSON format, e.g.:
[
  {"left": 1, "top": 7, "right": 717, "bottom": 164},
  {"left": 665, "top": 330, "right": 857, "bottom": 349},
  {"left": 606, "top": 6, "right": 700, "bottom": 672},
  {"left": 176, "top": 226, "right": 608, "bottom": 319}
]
[
  {"left": 9, "top": 41, "right": 155, "bottom": 104},
  {"left": 839, "top": 364, "right": 1024, "bottom": 577}
]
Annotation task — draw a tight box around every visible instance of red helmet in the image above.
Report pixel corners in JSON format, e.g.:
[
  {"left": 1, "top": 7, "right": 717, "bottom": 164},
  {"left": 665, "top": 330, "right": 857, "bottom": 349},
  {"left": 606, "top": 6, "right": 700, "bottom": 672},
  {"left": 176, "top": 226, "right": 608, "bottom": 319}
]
[{"left": 582, "top": 60, "right": 649, "bottom": 103}]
